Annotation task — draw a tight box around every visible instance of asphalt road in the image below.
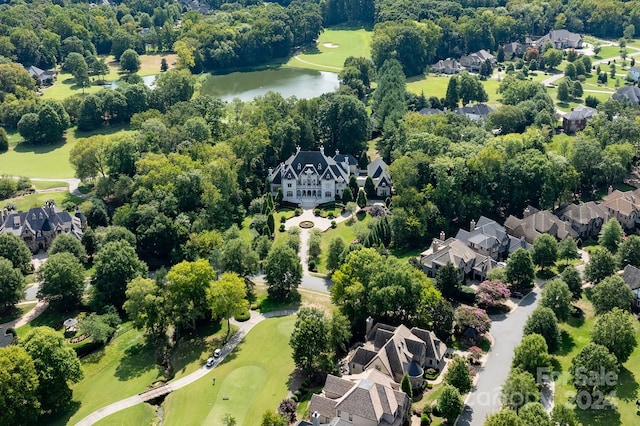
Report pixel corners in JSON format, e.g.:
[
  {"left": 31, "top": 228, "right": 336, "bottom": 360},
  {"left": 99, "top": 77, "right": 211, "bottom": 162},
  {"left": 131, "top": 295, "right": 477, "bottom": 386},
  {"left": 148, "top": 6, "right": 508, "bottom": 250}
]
[{"left": 458, "top": 286, "right": 542, "bottom": 425}]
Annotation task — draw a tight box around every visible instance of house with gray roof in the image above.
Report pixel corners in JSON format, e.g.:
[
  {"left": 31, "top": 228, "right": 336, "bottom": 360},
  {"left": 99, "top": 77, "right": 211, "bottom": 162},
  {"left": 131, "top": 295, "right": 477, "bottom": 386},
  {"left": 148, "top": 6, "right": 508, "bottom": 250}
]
[
  {"left": 502, "top": 42, "right": 525, "bottom": 59},
  {"left": 460, "top": 50, "right": 496, "bottom": 73},
  {"left": 455, "top": 104, "right": 493, "bottom": 121},
  {"left": 455, "top": 216, "right": 531, "bottom": 261},
  {"left": 602, "top": 188, "right": 640, "bottom": 230},
  {"left": 347, "top": 321, "right": 447, "bottom": 390},
  {"left": 532, "top": 30, "right": 583, "bottom": 49},
  {"left": 0, "top": 204, "right": 84, "bottom": 253},
  {"left": 26, "top": 65, "right": 57, "bottom": 86},
  {"left": 628, "top": 66, "right": 640, "bottom": 82},
  {"left": 431, "top": 58, "right": 463, "bottom": 74},
  {"left": 418, "top": 107, "right": 444, "bottom": 116},
  {"left": 622, "top": 264, "right": 640, "bottom": 312},
  {"left": 562, "top": 105, "right": 596, "bottom": 133},
  {"left": 556, "top": 202, "right": 609, "bottom": 239},
  {"left": 308, "top": 369, "right": 410, "bottom": 426},
  {"left": 269, "top": 148, "right": 391, "bottom": 208},
  {"left": 505, "top": 206, "right": 578, "bottom": 244},
  {"left": 612, "top": 86, "right": 640, "bottom": 105}
]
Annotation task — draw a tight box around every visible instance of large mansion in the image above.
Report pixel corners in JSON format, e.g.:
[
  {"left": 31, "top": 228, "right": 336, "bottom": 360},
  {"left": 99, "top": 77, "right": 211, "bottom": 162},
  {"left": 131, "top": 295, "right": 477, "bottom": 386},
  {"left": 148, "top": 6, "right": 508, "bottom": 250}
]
[{"left": 268, "top": 147, "right": 391, "bottom": 208}]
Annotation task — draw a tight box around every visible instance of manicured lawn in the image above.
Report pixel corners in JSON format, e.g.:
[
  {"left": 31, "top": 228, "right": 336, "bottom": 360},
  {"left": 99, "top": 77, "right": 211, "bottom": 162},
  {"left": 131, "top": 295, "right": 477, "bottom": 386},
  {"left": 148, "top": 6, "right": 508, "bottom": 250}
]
[
  {"left": 162, "top": 316, "right": 296, "bottom": 426},
  {"left": 407, "top": 74, "right": 503, "bottom": 105},
  {"left": 0, "top": 124, "right": 133, "bottom": 178},
  {"left": 42, "top": 53, "right": 177, "bottom": 101},
  {"left": 594, "top": 46, "right": 623, "bottom": 60},
  {"left": 547, "top": 133, "right": 575, "bottom": 157},
  {"left": 93, "top": 403, "right": 157, "bottom": 426},
  {"left": 552, "top": 297, "right": 640, "bottom": 426},
  {"left": 29, "top": 180, "right": 70, "bottom": 190},
  {"left": 316, "top": 212, "right": 372, "bottom": 273},
  {"left": 287, "top": 28, "right": 372, "bottom": 71},
  {"left": 3, "top": 191, "right": 84, "bottom": 211}
]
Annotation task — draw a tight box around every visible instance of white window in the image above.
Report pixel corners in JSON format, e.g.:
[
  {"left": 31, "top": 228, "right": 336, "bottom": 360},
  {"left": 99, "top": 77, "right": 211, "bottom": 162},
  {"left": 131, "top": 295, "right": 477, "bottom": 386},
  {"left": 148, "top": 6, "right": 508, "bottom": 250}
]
[{"left": 286, "top": 191, "right": 293, "bottom": 197}]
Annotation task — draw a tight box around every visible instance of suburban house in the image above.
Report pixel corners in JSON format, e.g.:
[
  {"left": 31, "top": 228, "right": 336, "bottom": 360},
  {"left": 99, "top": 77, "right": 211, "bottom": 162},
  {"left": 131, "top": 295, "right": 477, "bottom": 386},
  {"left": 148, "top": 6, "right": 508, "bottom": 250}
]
[
  {"left": 268, "top": 148, "right": 392, "bottom": 208},
  {"left": 556, "top": 202, "right": 609, "bottom": 239},
  {"left": 562, "top": 105, "right": 596, "bottom": 133},
  {"left": 455, "top": 216, "right": 530, "bottom": 261},
  {"left": 612, "top": 85, "right": 640, "bottom": 105},
  {"left": 455, "top": 104, "right": 493, "bottom": 121},
  {"left": 26, "top": 65, "right": 57, "bottom": 86},
  {"left": 308, "top": 369, "right": 411, "bottom": 426},
  {"left": 459, "top": 49, "right": 496, "bottom": 73},
  {"left": 347, "top": 320, "right": 447, "bottom": 390},
  {"left": 504, "top": 206, "right": 578, "bottom": 244},
  {"left": 602, "top": 188, "right": 640, "bottom": 230},
  {"left": 0, "top": 205, "right": 85, "bottom": 253},
  {"left": 502, "top": 42, "right": 525, "bottom": 59},
  {"left": 622, "top": 264, "right": 640, "bottom": 312},
  {"left": 531, "top": 30, "right": 583, "bottom": 49},
  {"left": 628, "top": 66, "right": 640, "bottom": 82},
  {"left": 420, "top": 236, "right": 498, "bottom": 282},
  {"left": 431, "top": 58, "right": 464, "bottom": 74}
]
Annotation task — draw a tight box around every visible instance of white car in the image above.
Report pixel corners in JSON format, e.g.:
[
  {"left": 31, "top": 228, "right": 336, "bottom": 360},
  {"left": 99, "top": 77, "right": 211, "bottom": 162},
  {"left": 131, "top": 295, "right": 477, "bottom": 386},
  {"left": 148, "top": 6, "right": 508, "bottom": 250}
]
[
  {"left": 206, "top": 357, "right": 215, "bottom": 368},
  {"left": 214, "top": 348, "right": 222, "bottom": 358}
]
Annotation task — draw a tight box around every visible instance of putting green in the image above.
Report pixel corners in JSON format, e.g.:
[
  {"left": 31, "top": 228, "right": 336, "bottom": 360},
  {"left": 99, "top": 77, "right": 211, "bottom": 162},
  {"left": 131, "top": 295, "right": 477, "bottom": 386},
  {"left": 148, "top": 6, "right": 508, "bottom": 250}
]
[
  {"left": 203, "top": 366, "right": 267, "bottom": 425},
  {"left": 162, "top": 316, "right": 296, "bottom": 426}
]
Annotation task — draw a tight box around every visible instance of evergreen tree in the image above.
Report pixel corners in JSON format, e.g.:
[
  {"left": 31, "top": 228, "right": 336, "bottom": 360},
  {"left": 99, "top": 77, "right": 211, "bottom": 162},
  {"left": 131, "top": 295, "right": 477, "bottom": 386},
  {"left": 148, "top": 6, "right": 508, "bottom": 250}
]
[
  {"left": 400, "top": 373, "right": 413, "bottom": 399},
  {"left": 356, "top": 188, "right": 367, "bottom": 209},
  {"left": 342, "top": 187, "right": 353, "bottom": 204},
  {"left": 445, "top": 76, "right": 459, "bottom": 109}
]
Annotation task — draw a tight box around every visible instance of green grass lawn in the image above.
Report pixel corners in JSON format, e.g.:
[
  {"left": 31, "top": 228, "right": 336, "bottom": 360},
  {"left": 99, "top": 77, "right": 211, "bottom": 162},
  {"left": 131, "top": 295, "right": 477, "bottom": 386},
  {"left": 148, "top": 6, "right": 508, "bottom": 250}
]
[
  {"left": 594, "top": 46, "right": 624, "bottom": 60},
  {"left": 43, "top": 53, "right": 177, "bottom": 101},
  {"left": 316, "top": 212, "right": 372, "bottom": 273},
  {"left": 552, "top": 297, "right": 640, "bottom": 426},
  {"left": 0, "top": 124, "right": 133, "bottom": 178},
  {"left": 29, "top": 180, "right": 70, "bottom": 190},
  {"left": 547, "top": 133, "right": 575, "bottom": 157},
  {"left": 162, "top": 316, "right": 296, "bottom": 426},
  {"left": 407, "top": 74, "right": 503, "bottom": 105},
  {"left": 93, "top": 403, "right": 157, "bottom": 426},
  {"left": 3, "top": 191, "right": 84, "bottom": 210},
  {"left": 286, "top": 28, "right": 372, "bottom": 71}
]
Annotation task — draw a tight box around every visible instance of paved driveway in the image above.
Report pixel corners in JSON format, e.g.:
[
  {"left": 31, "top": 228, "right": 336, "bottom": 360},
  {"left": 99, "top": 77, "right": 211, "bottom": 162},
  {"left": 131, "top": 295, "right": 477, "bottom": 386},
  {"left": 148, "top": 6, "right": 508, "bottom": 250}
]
[{"left": 457, "top": 287, "right": 542, "bottom": 425}]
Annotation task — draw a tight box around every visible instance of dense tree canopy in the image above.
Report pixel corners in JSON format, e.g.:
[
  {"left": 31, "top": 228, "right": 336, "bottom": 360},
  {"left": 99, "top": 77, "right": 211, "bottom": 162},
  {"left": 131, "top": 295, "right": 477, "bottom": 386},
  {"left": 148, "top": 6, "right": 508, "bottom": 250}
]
[
  {"left": 523, "top": 307, "right": 560, "bottom": 352},
  {"left": 0, "top": 346, "right": 40, "bottom": 426},
  {"left": 0, "top": 233, "right": 32, "bottom": 275},
  {"left": 591, "top": 274, "right": 633, "bottom": 315},
  {"left": 591, "top": 307, "right": 637, "bottom": 363},
  {"left": 0, "top": 257, "right": 24, "bottom": 310},
  {"left": 37, "top": 252, "right": 85, "bottom": 310}
]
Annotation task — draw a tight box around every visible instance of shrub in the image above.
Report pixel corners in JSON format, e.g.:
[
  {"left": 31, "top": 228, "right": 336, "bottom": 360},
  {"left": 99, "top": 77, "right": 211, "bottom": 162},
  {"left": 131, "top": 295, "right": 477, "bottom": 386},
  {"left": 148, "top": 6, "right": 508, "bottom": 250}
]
[
  {"left": 308, "top": 260, "right": 317, "bottom": 271},
  {"left": 280, "top": 215, "right": 286, "bottom": 223},
  {"left": 279, "top": 224, "right": 285, "bottom": 232},
  {"left": 234, "top": 308, "right": 250, "bottom": 322},
  {"left": 313, "top": 208, "right": 321, "bottom": 216},
  {"left": 293, "top": 390, "right": 302, "bottom": 398},
  {"left": 294, "top": 208, "right": 302, "bottom": 216},
  {"left": 290, "top": 394, "right": 298, "bottom": 402},
  {"left": 421, "top": 413, "right": 432, "bottom": 425},
  {"left": 328, "top": 213, "right": 335, "bottom": 219},
  {"left": 331, "top": 220, "right": 337, "bottom": 228}
]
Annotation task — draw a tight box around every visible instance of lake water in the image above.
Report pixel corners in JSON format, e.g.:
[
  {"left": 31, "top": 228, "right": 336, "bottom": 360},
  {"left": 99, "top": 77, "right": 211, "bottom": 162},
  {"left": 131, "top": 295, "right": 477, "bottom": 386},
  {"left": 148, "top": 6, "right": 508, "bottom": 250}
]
[
  {"left": 199, "top": 68, "right": 340, "bottom": 102},
  {"left": 108, "top": 74, "right": 158, "bottom": 89}
]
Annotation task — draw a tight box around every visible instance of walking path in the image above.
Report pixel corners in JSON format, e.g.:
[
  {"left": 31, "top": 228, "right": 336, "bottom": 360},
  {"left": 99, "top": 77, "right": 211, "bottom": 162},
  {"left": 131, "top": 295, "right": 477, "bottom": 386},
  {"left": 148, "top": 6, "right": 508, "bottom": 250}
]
[
  {"left": 10, "top": 176, "right": 88, "bottom": 200},
  {"left": 74, "top": 309, "right": 298, "bottom": 426},
  {"left": 0, "top": 300, "right": 49, "bottom": 330}
]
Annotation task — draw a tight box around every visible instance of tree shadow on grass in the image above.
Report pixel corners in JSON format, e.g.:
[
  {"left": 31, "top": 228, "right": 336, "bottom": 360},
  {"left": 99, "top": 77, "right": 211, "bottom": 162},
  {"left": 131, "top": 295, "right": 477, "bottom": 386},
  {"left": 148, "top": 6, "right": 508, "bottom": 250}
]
[
  {"left": 170, "top": 320, "right": 226, "bottom": 375},
  {"left": 574, "top": 404, "right": 621, "bottom": 426},
  {"left": 114, "top": 339, "right": 160, "bottom": 381},
  {"left": 72, "top": 122, "right": 131, "bottom": 140},
  {"left": 550, "top": 357, "right": 563, "bottom": 374},
  {"left": 14, "top": 139, "right": 67, "bottom": 155},
  {"left": 40, "top": 400, "right": 81, "bottom": 426},
  {"left": 556, "top": 330, "right": 576, "bottom": 356},
  {"left": 616, "top": 367, "right": 639, "bottom": 402}
]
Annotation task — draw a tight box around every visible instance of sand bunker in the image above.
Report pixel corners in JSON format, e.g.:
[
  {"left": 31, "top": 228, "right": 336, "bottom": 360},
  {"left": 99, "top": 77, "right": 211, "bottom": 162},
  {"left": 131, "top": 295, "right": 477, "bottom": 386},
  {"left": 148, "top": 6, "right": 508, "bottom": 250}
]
[{"left": 323, "top": 43, "right": 340, "bottom": 48}]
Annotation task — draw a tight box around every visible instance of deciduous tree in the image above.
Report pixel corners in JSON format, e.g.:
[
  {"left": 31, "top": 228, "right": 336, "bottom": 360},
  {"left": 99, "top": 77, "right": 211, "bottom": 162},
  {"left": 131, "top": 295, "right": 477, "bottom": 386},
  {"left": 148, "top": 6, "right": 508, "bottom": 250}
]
[
  {"left": 540, "top": 279, "right": 572, "bottom": 321},
  {"left": 0, "top": 258, "right": 24, "bottom": 310},
  {"left": 523, "top": 307, "right": 560, "bottom": 352},
  {"left": 208, "top": 273, "right": 248, "bottom": 339},
  {"left": 0, "top": 233, "right": 32, "bottom": 274},
  {"left": 584, "top": 247, "right": 616, "bottom": 284},
  {"left": 49, "top": 233, "right": 86, "bottom": 263},
  {"left": 505, "top": 248, "right": 535, "bottom": 290},
  {"left": 475, "top": 280, "right": 510, "bottom": 309},
  {"left": 119, "top": 49, "right": 140, "bottom": 73},
  {"left": 0, "top": 346, "right": 40, "bottom": 426},
  {"left": 166, "top": 259, "right": 214, "bottom": 331},
  {"left": 532, "top": 234, "right": 558, "bottom": 271},
  {"left": 436, "top": 263, "right": 460, "bottom": 300},
  {"left": 438, "top": 385, "right": 464, "bottom": 423},
  {"left": 591, "top": 274, "right": 633, "bottom": 315},
  {"left": 591, "top": 307, "right": 637, "bottom": 363},
  {"left": 501, "top": 370, "right": 540, "bottom": 413},
  {"left": 37, "top": 253, "right": 85, "bottom": 310},
  {"left": 512, "top": 334, "right": 551, "bottom": 376},
  {"left": 599, "top": 218, "right": 623, "bottom": 253},
  {"left": 444, "top": 356, "right": 472, "bottom": 394},
  {"left": 518, "top": 402, "right": 549, "bottom": 425},
  {"left": 570, "top": 343, "right": 619, "bottom": 394},
  {"left": 289, "top": 307, "right": 331, "bottom": 373},
  {"left": 484, "top": 409, "right": 522, "bottom": 426},
  {"left": 561, "top": 265, "right": 583, "bottom": 301},
  {"left": 455, "top": 305, "right": 491, "bottom": 334},
  {"left": 326, "top": 237, "right": 346, "bottom": 271},
  {"left": 264, "top": 245, "right": 302, "bottom": 300},
  {"left": 558, "top": 237, "right": 579, "bottom": 264},
  {"left": 21, "top": 327, "right": 83, "bottom": 413},
  {"left": 616, "top": 235, "right": 640, "bottom": 269}
]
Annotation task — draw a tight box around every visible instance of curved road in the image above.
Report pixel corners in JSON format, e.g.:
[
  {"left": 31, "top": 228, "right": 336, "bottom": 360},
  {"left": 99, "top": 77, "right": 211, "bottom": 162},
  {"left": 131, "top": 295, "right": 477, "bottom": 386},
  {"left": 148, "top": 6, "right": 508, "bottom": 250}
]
[{"left": 74, "top": 309, "right": 297, "bottom": 426}]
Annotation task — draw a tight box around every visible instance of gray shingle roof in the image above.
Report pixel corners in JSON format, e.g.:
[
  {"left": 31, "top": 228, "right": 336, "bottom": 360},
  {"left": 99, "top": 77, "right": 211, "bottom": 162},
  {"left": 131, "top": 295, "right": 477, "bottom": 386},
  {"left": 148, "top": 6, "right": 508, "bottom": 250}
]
[
  {"left": 623, "top": 264, "right": 640, "bottom": 290},
  {"left": 613, "top": 86, "right": 640, "bottom": 104}
]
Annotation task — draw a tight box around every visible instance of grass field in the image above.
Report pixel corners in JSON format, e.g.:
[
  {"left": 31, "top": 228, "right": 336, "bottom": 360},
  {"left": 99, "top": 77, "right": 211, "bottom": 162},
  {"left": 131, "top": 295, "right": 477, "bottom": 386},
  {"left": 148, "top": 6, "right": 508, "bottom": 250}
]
[
  {"left": 552, "top": 297, "right": 640, "bottom": 426},
  {"left": 43, "top": 53, "right": 177, "bottom": 101},
  {"left": 93, "top": 403, "right": 157, "bottom": 426},
  {"left": 3, "top": 191, "right": 84, "bottom": 211},
  {"left": 594, "top": 46, "right": 624, "bottom": 60},
  {"left": 407, "top": 74, "right": 503, "bottom": 105},
  {"left": 162, "top": 316, "right": 296, "bottom": 426},
  {"left": 316, "top": 212, "right": 372, "bottom": 273},
  {"left": 287, "top": 28, "right": 372, "bottom": 71},
  {"left": 0, "top": 124, "right": 133, "bottom": 178},
  {"left": 29, "top": 180, "right": 69, "bottom": 190}
]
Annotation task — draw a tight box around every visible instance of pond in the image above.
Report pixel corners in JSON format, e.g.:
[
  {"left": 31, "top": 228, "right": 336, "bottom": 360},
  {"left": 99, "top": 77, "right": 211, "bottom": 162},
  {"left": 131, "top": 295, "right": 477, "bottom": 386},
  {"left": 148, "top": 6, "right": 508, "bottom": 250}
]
[
  {"left": 107, "top": 74, "right": 158, "bottom": 89},
  {"left": 199, "top": 68, "right": 339, "bottom": 102}
]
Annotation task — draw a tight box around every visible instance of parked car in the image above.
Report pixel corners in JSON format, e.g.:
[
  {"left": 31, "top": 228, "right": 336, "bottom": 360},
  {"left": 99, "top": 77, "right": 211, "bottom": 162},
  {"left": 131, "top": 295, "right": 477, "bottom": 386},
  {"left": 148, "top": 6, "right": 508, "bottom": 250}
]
[
  {"left": 214, "top": 348, "right": 222, "bottom": 358},
  {"left": 206, "top": 357, "right": 215, "bottom": 368}
]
